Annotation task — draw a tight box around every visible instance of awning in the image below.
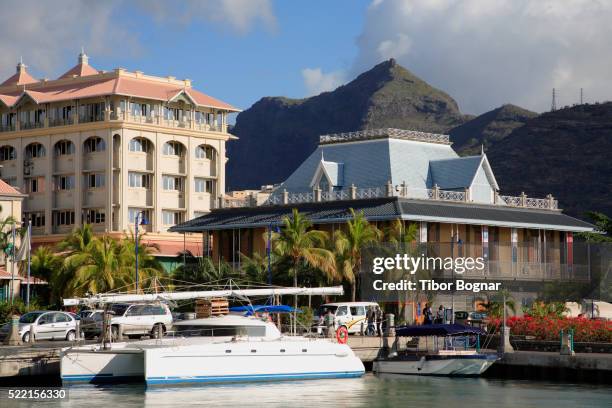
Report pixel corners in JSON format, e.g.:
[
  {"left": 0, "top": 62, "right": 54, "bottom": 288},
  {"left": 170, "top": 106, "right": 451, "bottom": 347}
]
[
  {"left": 229, "top": 304, "right": 301, "bottom": 316},
  {"left": 395, "top": 323, "right": 486, "bottom": 337},
  {"left": 170, "top": 197, "right": 594, "bottom": 233}
]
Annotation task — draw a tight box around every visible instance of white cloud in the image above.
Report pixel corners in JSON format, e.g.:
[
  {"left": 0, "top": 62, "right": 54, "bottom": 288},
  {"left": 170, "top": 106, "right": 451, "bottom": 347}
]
[
  {"left": 302, "top": 68, "right": 346, "bottom": 96},
  {"left": 352, "top": 0, "right": 612, "bottom": 114},
  {"left": 0, "top": 0, "right": 276, "bottom": 81},
  {"left": 0, "top": 1, "right": 137, "bottom": 79},
  {"left": 140, "top": 0, "right": 277, "bottom": 34}
]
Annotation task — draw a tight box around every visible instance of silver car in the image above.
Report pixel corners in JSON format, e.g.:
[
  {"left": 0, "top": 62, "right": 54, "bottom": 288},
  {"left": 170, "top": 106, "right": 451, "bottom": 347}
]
[{"left": 0, "top": 311, "right": 79, "bottom": 342}]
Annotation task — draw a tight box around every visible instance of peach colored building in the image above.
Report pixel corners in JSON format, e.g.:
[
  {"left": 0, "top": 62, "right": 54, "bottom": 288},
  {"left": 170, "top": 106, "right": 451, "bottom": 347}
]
[{"left": 0, "top": 53, "right": 239, "bottom": 260}]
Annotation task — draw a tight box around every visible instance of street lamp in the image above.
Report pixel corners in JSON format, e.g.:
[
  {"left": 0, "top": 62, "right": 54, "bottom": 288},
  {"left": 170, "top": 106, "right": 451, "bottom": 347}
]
[{"left": 134, "top": 211, "right": 149, "bottom": 293}]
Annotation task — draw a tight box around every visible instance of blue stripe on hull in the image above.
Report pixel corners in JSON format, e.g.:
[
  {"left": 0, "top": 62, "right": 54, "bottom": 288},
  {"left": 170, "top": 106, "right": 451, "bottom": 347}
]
[
  {"left": 146, "top": 371, "right": 365, "bottom": 385},
  {"left": 62, "top": 374, "right": 143, "bottom": 384}
]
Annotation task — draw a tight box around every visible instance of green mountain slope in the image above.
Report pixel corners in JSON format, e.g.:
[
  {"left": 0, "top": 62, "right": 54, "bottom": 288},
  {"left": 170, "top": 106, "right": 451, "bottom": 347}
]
[
  {"left": 450, "top": 104, "right": 538, "bottom": 155},
  {"left": 487, "top": 103, "right": 612, "bottom": 217}
]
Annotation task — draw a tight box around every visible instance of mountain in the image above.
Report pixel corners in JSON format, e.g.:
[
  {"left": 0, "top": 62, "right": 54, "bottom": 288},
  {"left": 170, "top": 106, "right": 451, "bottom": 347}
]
[
  {"left": 487, "top": 103, "right": 612, "bottom": 217},
  {"left": 227, "top": 59, "right": 469, "bottom": 189},
  {"left": 449, "top": 104, "right": 538, "bottom": 155}
]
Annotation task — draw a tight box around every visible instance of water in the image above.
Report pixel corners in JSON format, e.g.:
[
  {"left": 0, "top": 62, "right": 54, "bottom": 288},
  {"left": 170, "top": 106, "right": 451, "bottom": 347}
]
[{"left": 2, "top": 374, "right": 610, "bottom": 408}]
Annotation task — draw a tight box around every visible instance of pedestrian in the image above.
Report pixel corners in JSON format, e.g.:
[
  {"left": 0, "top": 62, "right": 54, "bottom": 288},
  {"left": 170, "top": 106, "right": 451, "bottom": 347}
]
[
  {"left": 366, "top": 306, "right": 375, "bottom": 335},
  {"left": 375, "top": 305, "right": 383, "bottom": 336},
  {"left": 435, "top": 305, "right": 445, "bottom": 324},
  {"left": 423, "top": 303, "right": 433, "bottom": 325}
]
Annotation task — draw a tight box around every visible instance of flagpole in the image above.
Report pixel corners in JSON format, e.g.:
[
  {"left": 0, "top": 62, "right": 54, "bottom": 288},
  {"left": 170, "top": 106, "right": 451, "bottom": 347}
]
[
  {"left": 9, "top": 222, "right": 15, "bottom": 304},
  {"left": 26, "top": 221, "right": 31, "bottom": 307}
]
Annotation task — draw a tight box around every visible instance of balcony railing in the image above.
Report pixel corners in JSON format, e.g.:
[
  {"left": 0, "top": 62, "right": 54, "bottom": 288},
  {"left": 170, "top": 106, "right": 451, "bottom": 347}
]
[
  {"left": 49, "top": 117, "right": 74, "bottom": 127},
  {"left": 221, "top": 182, "right": 560, "bottom": 211},
  {"left": 0, "top": 109, "right": 226, "bottom": 134}
]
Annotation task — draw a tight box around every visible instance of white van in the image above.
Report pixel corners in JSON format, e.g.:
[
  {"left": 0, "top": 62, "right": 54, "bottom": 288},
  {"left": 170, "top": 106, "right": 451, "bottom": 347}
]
[{"left": 313, "top": 302, "right": 379, "bottom": 334}]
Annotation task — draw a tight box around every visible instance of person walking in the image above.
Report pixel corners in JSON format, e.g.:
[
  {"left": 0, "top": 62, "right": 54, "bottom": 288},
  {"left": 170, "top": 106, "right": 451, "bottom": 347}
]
[
  {"left": 375, "top": 305, "right": 383, "bottom": 336},
  {"left": 366, "top": 306, "right": 375, "bottom": 335},
  {"left": 435, "top": 305, "right": 445, "bottom": 324},
  {"left": 423, "top": 303, "right": 433, "bottom": 325}
]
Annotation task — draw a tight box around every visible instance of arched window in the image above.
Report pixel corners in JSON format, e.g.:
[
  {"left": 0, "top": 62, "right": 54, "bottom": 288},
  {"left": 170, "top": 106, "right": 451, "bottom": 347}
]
[
  {"left": 163, "top": 141, "right": 184, "bottom": 156},
  {"left": 195, "top": 144, "right": 216, "bottom": 160},
  {"left": 25, "top": 143, "right": 46, "bottom": 159},
  {"left": 0, "top": 145, "right": 16, "bottom": 161},
  {"left": 128, "top": 137, "right": 151, "bottom": 153},
  {"left": 84, "top": 136, "right": 106, "bottom": 153},
  {"left": 54, "top": 140, "right": 75, "bottom": 156}
]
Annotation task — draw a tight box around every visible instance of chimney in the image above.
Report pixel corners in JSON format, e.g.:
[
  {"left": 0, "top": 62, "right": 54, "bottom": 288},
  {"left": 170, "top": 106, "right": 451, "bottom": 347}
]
[{"left": 78, "top": 48, "right": 89, "bottom": 65}]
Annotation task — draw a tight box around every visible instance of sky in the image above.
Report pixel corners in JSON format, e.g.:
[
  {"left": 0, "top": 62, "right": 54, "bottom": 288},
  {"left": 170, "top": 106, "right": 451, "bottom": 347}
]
[{"left": 1, "top": 0, "right": 611, "bottom": 117}]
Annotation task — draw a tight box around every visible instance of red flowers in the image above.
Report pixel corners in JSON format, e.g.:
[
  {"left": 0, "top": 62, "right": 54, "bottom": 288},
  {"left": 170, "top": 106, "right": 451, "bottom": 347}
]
[{"left": 488, "top": 316, "right": 612, "bottom": 342}]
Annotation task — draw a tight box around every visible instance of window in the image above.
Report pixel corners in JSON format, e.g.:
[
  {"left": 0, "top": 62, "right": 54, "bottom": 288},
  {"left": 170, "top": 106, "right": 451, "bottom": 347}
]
[
  {"left": 84, "top": 137, "right": 106, "bottom": 153},
  {"left": 162, "top": 175, "right": 183, "bottom": 191},
  {"left": 53, "top": 210, "right": 75, "bottom": 226},
  {"left": 336, "top": 306, "right": 348, "bottom": 317},
  {"left": 55, "top": 175, "right": 75, "bottom": 191},
  {"left": 0, "top": 146, "right": 16, "bottom": 161},
  {"left": 164, "top": 107, "right": 184, "bottom": 121},
  {"left": 84, "top": 209, "right": 105, "bottom": 224},
  {"left": 163, "top": 141, "right": 184, "bottom": 156},
  {"left": 128, "top": 172, "right": 151, "bottom": 188},
  {"left": 128, "top": 138, "right": 150, "bottom": 153},
  {"left": 195, "top": 145, "right": 215, "bottom": 160},
  {"left": 26, "top": 177, "right": 45, "bottom": 193},
  {"left": 194, "top": 178, "right": 215, "bottom": 194},
  {"left": 162, "top": 210, "right": 183, "bottom": 225},
  {"left": 54, "top": 313, "right": 70, "bottom": 323},
  {"left": 86, "top": 173, "right": 105, "bottom": 189},
  {"left": 54, "top": 140, "right": 74, "bottom": 156},
  {"left": 128, "top": 208, "right": 150, "bottom": 224},
  {"left": 24, "top": 212, "right": 45, "bottom": 227},
  {"left": 25, "top": 143, "right": 46, "bottom": 159}
]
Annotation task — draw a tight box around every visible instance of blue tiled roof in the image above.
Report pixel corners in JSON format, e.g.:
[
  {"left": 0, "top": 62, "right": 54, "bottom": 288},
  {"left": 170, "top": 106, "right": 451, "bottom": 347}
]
[
  {"left": 428, "top": 156, "right": 482, "bottom": 189},
  {"left": 272, "top": 138, "right": 458, "bottom": 198}
]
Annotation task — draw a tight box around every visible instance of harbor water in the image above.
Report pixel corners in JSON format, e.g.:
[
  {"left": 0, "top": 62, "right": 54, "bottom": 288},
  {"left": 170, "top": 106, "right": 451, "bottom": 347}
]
[{"left": 2, "top": 374, "right": 610, "bottom": 407}]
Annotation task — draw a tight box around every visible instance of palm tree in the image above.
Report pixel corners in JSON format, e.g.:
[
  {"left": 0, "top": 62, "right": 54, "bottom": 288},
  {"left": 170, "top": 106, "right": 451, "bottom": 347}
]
[
  {"left": 28, "top": 246, "right": 62, "bottom": 305},
  {"left": 0, "top": 215, "right": 18, "bottom": 262},
  {"left": 274, "top": 209, "right": 336, "bottom": 330},
  {"left": 118, "top": 232, "right": 165, "bottom": 291},
  {"left": 69, "top": 236, "right": 130, "bottom": 295},
  {"left": 333, "top": 209, "right": 381, "bottom": 301},
  {"left": 172, "top": 255, "right": 237, "bottom": 287}
]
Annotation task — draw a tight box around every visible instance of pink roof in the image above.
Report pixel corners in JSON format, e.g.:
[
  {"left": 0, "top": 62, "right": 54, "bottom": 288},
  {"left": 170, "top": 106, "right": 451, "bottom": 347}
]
[
  {"left": 59, "top": 62, "right": 100, "bottom": 79},
  {"left": 0, "top": 179, "right": 21, "bottom": 195},
  {"left": 0, "top": 74, "right": 238, "bottom": 111},
  {"left": 0, "top": 64, "right": 39, "bottom": 87}
]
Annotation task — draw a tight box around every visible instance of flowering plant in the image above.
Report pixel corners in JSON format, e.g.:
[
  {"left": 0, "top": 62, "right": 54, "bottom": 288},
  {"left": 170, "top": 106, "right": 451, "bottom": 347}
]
[{"left": 488, "top": 316, "right": 612, "bottom": 342}]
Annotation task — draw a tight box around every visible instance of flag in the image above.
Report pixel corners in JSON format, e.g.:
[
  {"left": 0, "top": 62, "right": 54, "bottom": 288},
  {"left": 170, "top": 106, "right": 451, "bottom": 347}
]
[{"left": 15, "top": 223, "right": 31, "bottom": 262}]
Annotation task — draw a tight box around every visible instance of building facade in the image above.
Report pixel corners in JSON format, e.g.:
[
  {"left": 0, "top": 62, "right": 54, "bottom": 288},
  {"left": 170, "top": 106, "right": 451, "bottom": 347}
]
[
  {"left": 172, "top": 129, "right": 598, "bottom": 311},
  {"left": 0, "top": 54, "right": 238, "bottom": 256}
]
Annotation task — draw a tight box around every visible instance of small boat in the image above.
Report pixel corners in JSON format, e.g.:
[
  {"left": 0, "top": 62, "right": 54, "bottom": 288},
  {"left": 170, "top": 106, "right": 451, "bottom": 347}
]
[{"left": 373, "top": 324, "right": 498, "bottom": 376}]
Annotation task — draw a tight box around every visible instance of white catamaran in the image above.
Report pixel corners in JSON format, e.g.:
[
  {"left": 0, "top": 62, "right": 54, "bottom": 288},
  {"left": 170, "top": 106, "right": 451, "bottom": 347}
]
[{"left": 60, "top": 286, "right": 365, "bottom": 386}]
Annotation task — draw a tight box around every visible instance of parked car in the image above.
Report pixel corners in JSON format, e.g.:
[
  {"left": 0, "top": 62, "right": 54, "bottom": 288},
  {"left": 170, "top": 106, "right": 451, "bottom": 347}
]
[
  {"left": 0, "top": 311, "right": 80, "bottom": 342},
  {"left": 80, "top": 310, "right": 105, "bottom": 339},
  {"left": 313, "top": 302, "right": 379, "bottom": 335},
  {"left": 87, "top": 303, "right": 173, "bottom": 340}
]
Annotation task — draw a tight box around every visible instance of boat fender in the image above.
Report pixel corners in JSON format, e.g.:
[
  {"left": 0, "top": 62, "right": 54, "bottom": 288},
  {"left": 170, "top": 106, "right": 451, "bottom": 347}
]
[{"left": 336, "top": 326, "right": 348, "bottom": 344}]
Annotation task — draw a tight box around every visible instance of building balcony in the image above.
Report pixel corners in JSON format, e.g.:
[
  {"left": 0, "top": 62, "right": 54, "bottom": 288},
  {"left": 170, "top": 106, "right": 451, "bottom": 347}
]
[
  {"left": 0, "top": 108, "right": 227, "bottom": 135},
  {"left": 49, "top": 117, "right": 74, "bottom": 127}
]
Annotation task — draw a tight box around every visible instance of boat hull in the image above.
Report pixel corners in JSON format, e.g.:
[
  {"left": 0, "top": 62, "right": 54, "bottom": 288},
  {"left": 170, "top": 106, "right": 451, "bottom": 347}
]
[
  {"left": 144, "top": 339, "right": 365, "bottom": 386},
  {"left": 373, "top": 354, "right": 498, "bottom": 376},
  {"left": 61, "top": 346, "right": 144, "bottom": 384}
]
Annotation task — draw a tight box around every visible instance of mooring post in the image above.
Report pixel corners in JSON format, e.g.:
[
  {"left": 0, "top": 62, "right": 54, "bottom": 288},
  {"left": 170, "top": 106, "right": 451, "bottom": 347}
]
[
  {"left": 29, "top": 323, "right": 35, "bottom": 345},
  {"left": 3, "top": 315, "right": 21, "bottom": 346}
]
